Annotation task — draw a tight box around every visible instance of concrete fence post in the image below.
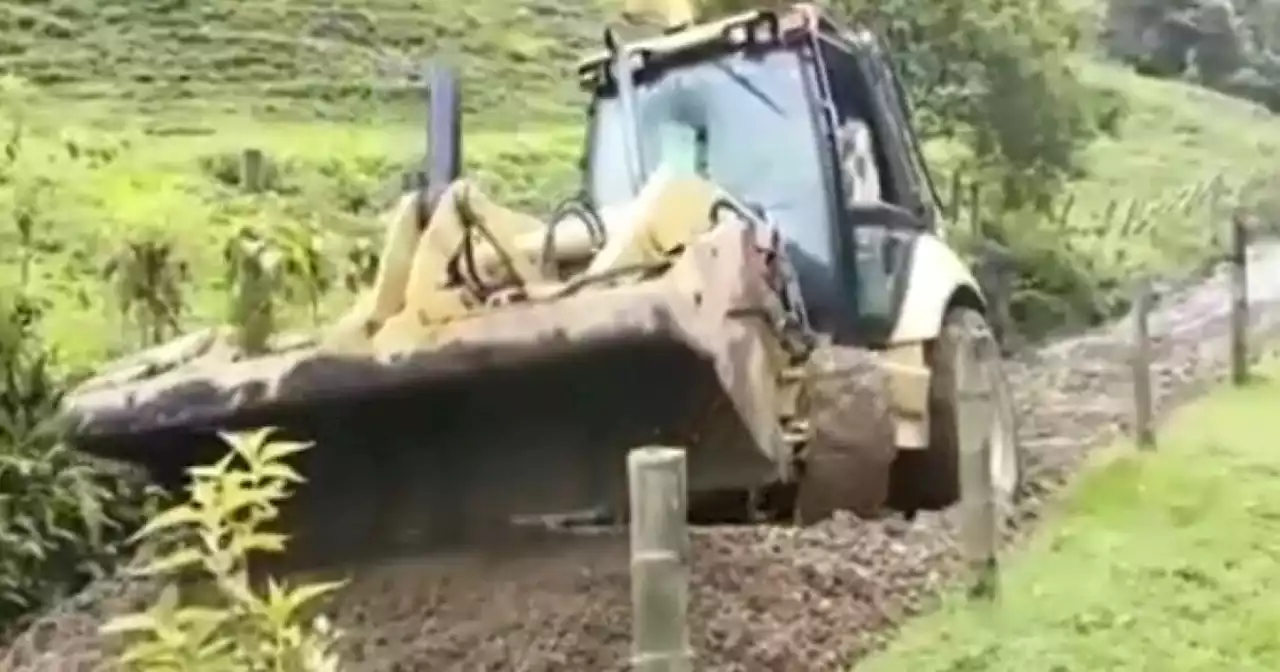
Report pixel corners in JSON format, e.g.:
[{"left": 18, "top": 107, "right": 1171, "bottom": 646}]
[
  {"left": 628, "top": 446, "right": 692, "bottom": 672},
  {"left": 955, "top": 327, "right": 999, "bottom": 600}
]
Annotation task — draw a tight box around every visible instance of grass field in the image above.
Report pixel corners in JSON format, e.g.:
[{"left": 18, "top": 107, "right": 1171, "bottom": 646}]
[
  {"left": 0, "top": 0, "right": 607, "bottom": 126},
  {"left": 858, "top": 357, "right": 1280, "bottom": 672}
]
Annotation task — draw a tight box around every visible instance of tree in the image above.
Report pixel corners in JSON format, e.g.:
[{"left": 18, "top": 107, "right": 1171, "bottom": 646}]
[
  {"left": 223, "top": 226, "right": 286, "bottom": 356},
  {"left": 832, "top": 0, "right": 1103, "bottom": 211},
  {"left": 1192, "top": 0, "right": 1246, "bottom": 86}
]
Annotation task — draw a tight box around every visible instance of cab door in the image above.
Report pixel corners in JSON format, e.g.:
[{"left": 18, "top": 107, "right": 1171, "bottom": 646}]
[{"left": 816, "top": 34, "right": 925, "bottom": 347}]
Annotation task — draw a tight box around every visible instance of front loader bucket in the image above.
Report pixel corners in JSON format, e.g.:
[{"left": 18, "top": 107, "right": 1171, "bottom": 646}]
[{"left": 62, "top": 225, "right": 794, "bottom": 569}]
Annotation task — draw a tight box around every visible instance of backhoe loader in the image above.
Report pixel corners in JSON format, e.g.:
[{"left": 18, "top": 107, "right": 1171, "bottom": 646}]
[{"left": 62, "top": 0, "right": 1023, "bottom": 567}]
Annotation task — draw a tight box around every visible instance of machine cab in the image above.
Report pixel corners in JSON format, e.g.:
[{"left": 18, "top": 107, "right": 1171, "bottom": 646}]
[{"left": 576, "top": 4, "right": 947, "bottom": 347}]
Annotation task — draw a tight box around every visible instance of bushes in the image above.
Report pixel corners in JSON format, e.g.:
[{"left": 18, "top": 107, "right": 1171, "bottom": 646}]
[{"left": 0, "top": 93, "right": 374, "bottom": 640}]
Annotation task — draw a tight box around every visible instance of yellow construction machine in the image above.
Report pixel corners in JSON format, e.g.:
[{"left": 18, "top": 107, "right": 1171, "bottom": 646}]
[{"left": 63, "top": 0, "right": 1023, "bottom": 566}]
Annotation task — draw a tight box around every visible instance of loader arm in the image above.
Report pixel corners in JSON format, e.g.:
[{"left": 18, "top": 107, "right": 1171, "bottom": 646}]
[{"left": 325, "top": 165, "right": 753, "bottom": 353}]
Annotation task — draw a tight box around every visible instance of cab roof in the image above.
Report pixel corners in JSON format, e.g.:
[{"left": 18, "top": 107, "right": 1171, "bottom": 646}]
[{"left": 574, "top": 3, "right": 826, "bottom": 75}]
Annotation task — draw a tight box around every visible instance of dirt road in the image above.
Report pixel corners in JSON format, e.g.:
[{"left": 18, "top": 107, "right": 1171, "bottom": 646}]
[{"left": 6, "top": 241, "right": 1280, "bottom": 672}]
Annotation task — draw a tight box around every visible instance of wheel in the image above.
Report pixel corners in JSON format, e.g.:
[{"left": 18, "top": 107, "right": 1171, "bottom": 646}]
[{"left": 889, "top": 307, "right": 1023, "bottom": 514}]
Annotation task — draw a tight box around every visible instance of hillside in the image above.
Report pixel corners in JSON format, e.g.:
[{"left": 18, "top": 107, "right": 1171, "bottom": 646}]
[{"left": 0, "top": 0, "right": 608, "bottom": 126}]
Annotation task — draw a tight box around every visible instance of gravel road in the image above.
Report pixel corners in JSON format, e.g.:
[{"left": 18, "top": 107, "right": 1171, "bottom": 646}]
[{"left": 5, "top": 240, "right": 1280, "bottom": 672}]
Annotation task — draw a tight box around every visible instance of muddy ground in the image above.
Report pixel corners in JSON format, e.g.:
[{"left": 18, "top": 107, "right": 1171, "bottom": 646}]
[{"left": 5, "top": 241, "right": 1280, "bottom": 672}]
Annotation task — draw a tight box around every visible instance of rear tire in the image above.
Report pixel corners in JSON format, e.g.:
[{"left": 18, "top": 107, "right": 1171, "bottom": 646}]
[{"left": 889, "top": 307, "right": 1023, "bottom": 514}]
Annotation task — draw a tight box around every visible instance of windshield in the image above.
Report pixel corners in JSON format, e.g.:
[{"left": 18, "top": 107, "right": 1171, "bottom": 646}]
[{"left": 586, "top": 48, "right": 836, "bottom": 314}]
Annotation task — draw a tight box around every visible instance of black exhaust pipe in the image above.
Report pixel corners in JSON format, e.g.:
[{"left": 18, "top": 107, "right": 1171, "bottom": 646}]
[{"left": 421, "top": 62, "right": 462, "bottom": 223}]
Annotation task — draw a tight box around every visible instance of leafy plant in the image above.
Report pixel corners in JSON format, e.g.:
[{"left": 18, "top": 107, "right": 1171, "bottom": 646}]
[
  {"left": 102, "top": 236, "right": 190, "bottom": 348},
  {"left": 0, "top": 83, "right": 58, "bottom": 291},
  {"left": 8, "top": 172, "right": 55, "bottom": 291},
  {"left": 274, "top": 219, "right": 338, "bottom": 327},
  {"left": 102, "top": 428, "right": 345, "bottom": 672},
  {"left": 222, "top": 226, "right": 287, "bottom": 356},
  {"left": 0, "top": 291, "right": 154, "bottom": 633}
]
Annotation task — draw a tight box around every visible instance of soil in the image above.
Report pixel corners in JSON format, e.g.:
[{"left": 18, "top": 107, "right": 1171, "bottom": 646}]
[{"left": 5, "top": 241, "right": 1280, "bottom": 672}]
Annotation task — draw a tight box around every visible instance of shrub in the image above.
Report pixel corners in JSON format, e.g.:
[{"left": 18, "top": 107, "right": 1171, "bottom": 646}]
[
  {"left": 0, "top": 292, "right": 154, "bottom": 634},
  {"left": 102, "top": 429, "right": 345, "bottom": 672}
]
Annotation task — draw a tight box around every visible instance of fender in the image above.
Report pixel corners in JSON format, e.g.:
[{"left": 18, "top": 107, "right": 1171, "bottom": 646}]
[
  {"left": 878, "top": 233, "right": 985, "bottom": 449},
  {"left": 888, "top": 233, "right": 986, "bottom": 344}
]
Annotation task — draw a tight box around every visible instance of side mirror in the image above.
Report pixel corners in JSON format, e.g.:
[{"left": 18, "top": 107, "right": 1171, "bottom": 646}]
[{"left": 847, "top": 201, "right": 921, "bottom": 230}]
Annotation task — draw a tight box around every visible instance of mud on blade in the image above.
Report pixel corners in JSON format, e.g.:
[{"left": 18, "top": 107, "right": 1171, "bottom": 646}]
[
  {"left": 66, "top": 339, "right": 768, "bottom": 567},
  {"left": 63, "top": 336, "right": 777, "bottom": 568}
]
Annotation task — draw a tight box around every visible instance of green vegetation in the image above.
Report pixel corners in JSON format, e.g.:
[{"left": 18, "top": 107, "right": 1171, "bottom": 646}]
[
  {"left": 0, "top": 0, "right": 608, "bottom": 126},
  {"left": 0, "top": 0, "right": 1274, "bottom": 366},
  {"left": 0, "top": 0, "right": 1278, "bottom": 652},
  {"left": 0, "top": 293, "right": 153, "bottom": 636},
  {"left": 0, "top": 75, "right": 582, "bottom": 367},
  {"left": 858, "top": 357, "right": 1280, "bottom": 672},
  {"left": 102, "top": 430, "right": 344, "bottom": 672}
]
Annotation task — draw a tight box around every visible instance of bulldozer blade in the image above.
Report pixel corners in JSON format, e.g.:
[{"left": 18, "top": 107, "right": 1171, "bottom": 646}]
[{"left": 62, "top": 225, "right": 795, "bottom": 569}]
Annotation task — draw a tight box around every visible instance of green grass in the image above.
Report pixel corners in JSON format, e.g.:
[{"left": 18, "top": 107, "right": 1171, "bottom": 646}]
[
  {"left": 857, "top": 357, "right": 1280, "bottom": 672},
  {"left": 1074, "top": 57, "right": 1280, "bottom": 202},
  {"left": 0, "top": 0, "right": 608, "bottom": 127},
  {"left": 0, "top": 87, "right": 585, "bottom": 366},
  {"left": 1009, "top": 57, "right": 1280, "bottom": 275}
]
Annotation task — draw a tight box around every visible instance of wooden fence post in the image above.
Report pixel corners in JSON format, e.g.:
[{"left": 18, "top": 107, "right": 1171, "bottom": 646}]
[
  {"left": 1131, "top": 279, "right": 1155, "bottom": 450},
  {"left": 628, "top": 446, "right": 692, "bottom": 672},
  {"left": 1229, "top": 215, "right": 1250, "bottom": 386},
  {"left": 241, "top": 148, "right": 264, "bottom": 193},
  {"left": 955, "top": 327, "right": 999, "bottom": 601},
  {"left": 975, "top": 244, "right": 1019, "bottom": 356}
]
